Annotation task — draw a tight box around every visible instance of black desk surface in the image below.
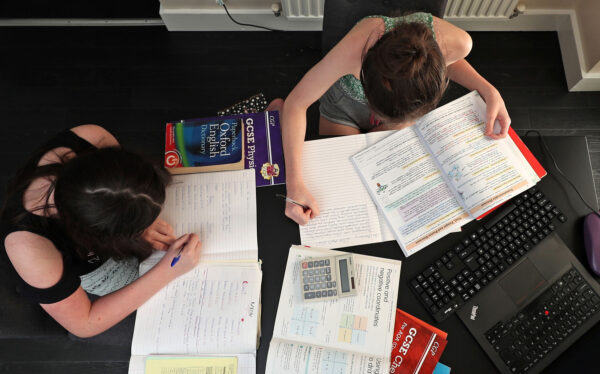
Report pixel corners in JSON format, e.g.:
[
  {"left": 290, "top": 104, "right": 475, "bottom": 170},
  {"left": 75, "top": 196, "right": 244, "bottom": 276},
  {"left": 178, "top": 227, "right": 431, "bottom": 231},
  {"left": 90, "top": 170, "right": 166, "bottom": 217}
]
[{"left": 254, "top": 135, "right": 600, "bottom": 374}]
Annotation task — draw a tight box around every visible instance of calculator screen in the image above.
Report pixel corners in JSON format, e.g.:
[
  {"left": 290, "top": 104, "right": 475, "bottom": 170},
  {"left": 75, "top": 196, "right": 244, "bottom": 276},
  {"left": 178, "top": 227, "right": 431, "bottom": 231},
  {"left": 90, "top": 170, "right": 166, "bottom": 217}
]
[{"left": 339, "top": 259, "right": 350, "bottom": 293}]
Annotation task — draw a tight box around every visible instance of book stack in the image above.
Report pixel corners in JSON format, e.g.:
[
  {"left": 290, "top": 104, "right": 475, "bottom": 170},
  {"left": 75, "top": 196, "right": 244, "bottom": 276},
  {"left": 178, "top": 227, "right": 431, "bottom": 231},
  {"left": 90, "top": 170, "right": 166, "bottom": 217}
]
[{"left": 164, "top": 111, "right": 285, "bottom": 187}]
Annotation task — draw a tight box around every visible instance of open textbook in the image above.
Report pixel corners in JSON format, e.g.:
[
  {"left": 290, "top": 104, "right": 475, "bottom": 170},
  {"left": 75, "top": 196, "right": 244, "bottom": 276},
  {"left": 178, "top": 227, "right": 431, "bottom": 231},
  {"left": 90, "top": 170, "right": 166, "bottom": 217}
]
[
  {"left": 265, "top": 245, "right": 401, "bottom": 374},
  {"left": 300, "top": 91, "right": 545, "bottom": 257},
  {"left": 352, "top": 91, "right": 544, "bottom": 256},
  {"left": 128, "top": 169, "right": 262, "bottom": 374}
]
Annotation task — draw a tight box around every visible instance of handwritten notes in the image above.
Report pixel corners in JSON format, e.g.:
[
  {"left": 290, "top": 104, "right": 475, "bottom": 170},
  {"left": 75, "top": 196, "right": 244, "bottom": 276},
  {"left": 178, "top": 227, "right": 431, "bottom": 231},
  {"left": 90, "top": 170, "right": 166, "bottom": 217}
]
[
  {"left": 131, "top": 264, "right": 261, "bottom": 356},
  {"left": 299, "top": 133, "right": 393, "bottom": 248},
  {"left": 160, "top": 170, "right": 258, "bottom": 261}
]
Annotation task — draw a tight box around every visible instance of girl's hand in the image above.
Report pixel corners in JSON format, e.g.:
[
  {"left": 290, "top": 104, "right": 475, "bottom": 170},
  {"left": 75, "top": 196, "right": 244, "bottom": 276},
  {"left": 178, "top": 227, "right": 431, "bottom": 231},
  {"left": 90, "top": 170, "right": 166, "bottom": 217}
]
[
  {"left": 159, "top": 233, "right": 202, "bottom": 277},
  {"left": 285, "top": 182, "right": 320, "bottom": 225},
  {"left": 141, "top": 217, "right": 175, "bottom": 251},
  {"left": 480, "top": 85, "right": 511, "bottom": 139}
]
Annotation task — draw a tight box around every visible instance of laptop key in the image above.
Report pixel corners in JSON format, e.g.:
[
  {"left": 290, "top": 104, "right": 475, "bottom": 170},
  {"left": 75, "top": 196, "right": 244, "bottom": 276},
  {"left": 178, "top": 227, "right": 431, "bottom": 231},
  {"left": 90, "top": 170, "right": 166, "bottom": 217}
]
[{"left": 464, "top": 253, "right": 479, "bottom": 271}]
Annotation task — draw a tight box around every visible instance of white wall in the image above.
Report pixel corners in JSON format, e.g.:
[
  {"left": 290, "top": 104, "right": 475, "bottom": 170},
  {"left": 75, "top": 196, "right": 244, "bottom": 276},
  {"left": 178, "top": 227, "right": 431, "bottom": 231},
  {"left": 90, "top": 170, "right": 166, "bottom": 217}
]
[
  {"left": 521, "top": 0, "right": 577, "bottom": 9},
  {"left": 576, "top": 0, "right": 600, "bottom": 73}
]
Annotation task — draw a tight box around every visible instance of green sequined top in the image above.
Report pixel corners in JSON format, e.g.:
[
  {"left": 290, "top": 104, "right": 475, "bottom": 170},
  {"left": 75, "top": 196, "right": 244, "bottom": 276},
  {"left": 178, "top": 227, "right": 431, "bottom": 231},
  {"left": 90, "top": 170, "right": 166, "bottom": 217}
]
[{"left": 338, "top": 12, "right": 435, "bottom": 104}]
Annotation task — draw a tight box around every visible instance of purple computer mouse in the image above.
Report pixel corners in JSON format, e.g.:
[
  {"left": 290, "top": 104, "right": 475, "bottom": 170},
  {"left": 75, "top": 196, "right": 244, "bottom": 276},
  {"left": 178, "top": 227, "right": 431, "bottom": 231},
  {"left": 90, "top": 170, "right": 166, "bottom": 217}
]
[{"left": 584, "top": 212, "right": 600, "bottom": 276}]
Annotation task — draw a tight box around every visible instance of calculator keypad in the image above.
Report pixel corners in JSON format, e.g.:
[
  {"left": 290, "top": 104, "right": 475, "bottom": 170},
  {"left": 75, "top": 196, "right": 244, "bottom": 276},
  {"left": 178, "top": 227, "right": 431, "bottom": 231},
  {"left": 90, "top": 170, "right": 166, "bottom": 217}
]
[{"left": 302, "top": 259, "right": 337, "bottom": 300}]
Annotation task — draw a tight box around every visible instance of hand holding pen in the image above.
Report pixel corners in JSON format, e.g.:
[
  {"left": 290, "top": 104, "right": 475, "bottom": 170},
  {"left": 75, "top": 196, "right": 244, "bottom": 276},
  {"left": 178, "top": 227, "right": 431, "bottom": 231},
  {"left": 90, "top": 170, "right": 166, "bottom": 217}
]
[
  {"left": 276, "top": 194, "right": 309, "bottom": 210},
  {"left": 170, "top": 247, "right": 185, "bottom": 267},
  {"left": 277, "top": 185, "right": 320, "bottom": 225},
  {"left": 164, "top": 233, "right": 202, "bottom": 274}
]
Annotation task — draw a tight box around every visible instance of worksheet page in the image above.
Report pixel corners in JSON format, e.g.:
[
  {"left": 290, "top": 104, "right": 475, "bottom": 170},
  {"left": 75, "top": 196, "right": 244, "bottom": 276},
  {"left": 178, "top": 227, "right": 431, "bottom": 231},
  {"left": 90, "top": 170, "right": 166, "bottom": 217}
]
[
  {"left": 159, "top": 169, "right": 258, "bottom": 261},
  {"left": 131, "top": 264, "right": 261, "bottom": 356},
  {"left": 299, "top": 132, "right": 394, "bottom": 248},
  {"left": 417, "top": 91, "right": 540, "bottom": 217}
]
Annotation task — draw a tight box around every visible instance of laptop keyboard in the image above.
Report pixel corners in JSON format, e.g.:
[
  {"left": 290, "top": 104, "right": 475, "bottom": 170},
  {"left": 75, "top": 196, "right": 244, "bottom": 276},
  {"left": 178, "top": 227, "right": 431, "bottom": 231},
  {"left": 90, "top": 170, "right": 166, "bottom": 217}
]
[
  {"left": 410, "top": 186, "right": 567, "bottom": 322},
  {"left": 485, "top": 266, "right": 600, "bottom": 373}
]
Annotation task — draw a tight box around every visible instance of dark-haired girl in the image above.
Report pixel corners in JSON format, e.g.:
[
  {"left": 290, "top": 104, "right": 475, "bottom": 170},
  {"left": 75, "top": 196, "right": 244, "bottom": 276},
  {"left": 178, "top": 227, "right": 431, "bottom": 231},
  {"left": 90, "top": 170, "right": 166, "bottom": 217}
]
[
  {"left": 1, "top": 125, "right": 202, "bottom": 337},
  {"left": 280, "top": 13, "right": 511, "bottom": 225}
]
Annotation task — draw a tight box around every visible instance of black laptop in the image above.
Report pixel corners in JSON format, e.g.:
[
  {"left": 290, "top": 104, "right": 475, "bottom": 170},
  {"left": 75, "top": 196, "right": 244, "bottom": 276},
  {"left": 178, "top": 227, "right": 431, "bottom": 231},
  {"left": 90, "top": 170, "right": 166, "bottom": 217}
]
[{"left": 457, "top": 232, "right": 600, "bottom": 374}]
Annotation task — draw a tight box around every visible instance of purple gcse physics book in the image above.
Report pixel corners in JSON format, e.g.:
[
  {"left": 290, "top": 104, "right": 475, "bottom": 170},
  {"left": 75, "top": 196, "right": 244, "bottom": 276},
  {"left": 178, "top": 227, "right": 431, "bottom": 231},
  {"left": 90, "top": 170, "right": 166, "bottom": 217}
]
[{"left": 164, "top": 111, "right": 285, "bottom": 187}]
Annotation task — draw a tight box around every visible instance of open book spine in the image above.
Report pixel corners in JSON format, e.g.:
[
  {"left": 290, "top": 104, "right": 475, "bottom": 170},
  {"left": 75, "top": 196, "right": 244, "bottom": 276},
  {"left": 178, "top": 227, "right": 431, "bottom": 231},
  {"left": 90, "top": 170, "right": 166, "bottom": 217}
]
[
  {"left": 351, "top": 129, "right": 470, "bottom": 257},
  {"left": 350, "top": 156, "right": 412, "bottom": 257}
]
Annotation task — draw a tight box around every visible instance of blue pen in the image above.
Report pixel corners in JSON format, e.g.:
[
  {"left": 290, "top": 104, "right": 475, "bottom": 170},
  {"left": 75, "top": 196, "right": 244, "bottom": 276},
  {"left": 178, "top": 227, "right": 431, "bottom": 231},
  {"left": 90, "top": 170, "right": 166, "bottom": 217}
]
[{"left": 170, "top": 247, "right": 185, "bottom": 267}]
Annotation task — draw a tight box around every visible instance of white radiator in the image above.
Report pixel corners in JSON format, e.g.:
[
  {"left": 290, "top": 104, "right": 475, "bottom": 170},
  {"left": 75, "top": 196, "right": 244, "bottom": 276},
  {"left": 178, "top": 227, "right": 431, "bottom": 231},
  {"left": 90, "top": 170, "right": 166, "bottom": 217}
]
[
  {"left": 444, "top": 0, "right": 519, "bottom": 18},
  {"left": 282, "top": 0, "right": 324, "bottom": 20},
  {"left": 281, "top": 0, "right": 519, "bottom": 20}
]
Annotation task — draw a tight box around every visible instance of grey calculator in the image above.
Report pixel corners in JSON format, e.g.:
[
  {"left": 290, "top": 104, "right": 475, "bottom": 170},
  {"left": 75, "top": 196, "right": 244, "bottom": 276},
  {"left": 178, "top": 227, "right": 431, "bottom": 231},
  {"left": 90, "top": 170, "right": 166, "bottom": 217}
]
[{"left": 300, "top": 254, "right": 357, "bottom": 302}]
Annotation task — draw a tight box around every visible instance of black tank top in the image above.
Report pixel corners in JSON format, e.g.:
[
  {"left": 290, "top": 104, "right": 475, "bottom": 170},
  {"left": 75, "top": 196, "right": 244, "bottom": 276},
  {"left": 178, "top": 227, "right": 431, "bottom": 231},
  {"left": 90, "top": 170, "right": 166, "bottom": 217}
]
[{"left": 0, "top": 129, "right": 105, "bottom": 304}]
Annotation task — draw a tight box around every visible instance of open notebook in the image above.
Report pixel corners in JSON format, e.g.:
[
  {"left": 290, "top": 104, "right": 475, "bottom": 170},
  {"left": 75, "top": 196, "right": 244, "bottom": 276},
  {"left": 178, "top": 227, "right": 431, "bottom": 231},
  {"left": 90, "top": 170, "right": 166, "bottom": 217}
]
[{"left": 128, "top": 170, "right": 261, "bottom": 374}]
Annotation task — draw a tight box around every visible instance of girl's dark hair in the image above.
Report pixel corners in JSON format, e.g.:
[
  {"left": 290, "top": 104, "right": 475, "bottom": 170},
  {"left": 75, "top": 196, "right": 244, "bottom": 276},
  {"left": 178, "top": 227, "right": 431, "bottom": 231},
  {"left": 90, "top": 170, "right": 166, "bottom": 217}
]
[
  {"left": 4, "top": 145, "right": 171, "bottom": 262},
  {"left": 360, "top": 21, "right": 448, "bottom": 124}
]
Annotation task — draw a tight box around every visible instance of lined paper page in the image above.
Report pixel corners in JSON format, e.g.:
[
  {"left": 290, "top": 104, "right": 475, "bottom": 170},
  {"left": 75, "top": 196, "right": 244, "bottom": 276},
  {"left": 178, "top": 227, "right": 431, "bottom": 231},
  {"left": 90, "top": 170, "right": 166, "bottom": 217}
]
[
  {"left": 160, "top": 169, "right": 258, "bottom": 261},
  {"left": 299, "top": 134, "right": 387, "bottom": 248},
  {"left": 131, "top": 265, "right": 262, "bottom": 356}
]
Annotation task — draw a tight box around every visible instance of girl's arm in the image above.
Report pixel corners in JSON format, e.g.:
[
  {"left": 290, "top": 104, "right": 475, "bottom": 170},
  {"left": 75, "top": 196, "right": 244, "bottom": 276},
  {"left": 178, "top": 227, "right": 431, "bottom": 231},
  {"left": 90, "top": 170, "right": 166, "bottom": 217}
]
[
  {"left": 6, "top": 233, "right": 201, "bottom": 338},
  {"left": 446, "top": 60, "right": 511, "bottom": 139},
  {"left": 71, "top": 124, "right": 120, "bottom": 148},
  {"left": 433, "top": 17, "right": 511, "bottom": 139},
  {"left": 282, "top": 18, "right": 381, "bottom": 225}
]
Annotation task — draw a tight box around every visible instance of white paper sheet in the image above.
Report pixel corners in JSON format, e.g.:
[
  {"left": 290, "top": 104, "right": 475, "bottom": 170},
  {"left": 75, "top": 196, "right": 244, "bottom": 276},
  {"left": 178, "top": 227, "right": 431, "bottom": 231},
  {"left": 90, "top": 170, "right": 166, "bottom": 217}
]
[
  {"left": 299, "top": 132, "right": 394, "bottom": 248},
  {"left": 159, "top": 169, "right": 258, "bottom": 261},
  {"left": 131, "top": 264, "right": 262, "bottom": 357}
]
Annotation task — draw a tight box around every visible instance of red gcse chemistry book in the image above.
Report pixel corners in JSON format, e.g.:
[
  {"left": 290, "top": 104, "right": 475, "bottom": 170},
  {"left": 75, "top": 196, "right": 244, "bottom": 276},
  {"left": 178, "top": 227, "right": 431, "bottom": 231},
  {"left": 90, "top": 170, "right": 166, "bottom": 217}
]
[{"left": 389, "top": 309, "right": 448, "bottom": 374}]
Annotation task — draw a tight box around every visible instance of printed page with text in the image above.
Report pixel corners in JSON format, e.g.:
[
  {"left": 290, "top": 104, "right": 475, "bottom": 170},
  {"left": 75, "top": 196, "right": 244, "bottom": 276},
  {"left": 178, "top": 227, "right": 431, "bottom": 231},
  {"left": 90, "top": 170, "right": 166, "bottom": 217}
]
[
  {"left": 351, "top": 127, "right": 470, "bottom": 257},
  {"left": 416, "top": 91, "right": 541, "bottom": 218},
  {"left": 352, "top": 91, "right": 542, "bottom": 256}
]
